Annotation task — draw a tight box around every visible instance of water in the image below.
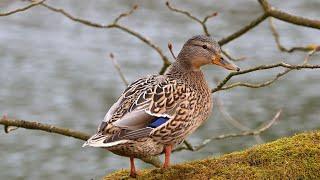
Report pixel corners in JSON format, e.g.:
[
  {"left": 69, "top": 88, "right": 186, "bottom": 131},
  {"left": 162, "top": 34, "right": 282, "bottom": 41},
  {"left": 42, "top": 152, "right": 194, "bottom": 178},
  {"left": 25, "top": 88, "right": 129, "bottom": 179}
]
[{"left": 0, "top": 0, "right": 319, "bottom": 179}]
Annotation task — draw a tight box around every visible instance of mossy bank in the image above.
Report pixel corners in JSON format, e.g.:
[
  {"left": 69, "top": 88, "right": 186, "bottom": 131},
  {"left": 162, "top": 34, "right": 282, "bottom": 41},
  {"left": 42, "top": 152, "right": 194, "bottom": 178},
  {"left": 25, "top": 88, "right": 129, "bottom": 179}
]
[{"left": 104, "top": 131, "right": 320, "bottom": 180}]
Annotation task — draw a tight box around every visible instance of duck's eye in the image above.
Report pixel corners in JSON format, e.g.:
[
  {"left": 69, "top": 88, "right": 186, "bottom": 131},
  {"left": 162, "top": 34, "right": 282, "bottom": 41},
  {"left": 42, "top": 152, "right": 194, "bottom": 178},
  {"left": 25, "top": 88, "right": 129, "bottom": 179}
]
[{"left": 202, "top": 45, "right": 208, "bottom": 49}]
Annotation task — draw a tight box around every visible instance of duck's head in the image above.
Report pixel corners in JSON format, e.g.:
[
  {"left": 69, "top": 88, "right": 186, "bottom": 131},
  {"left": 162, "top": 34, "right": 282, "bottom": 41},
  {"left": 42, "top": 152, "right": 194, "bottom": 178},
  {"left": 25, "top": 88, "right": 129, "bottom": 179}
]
[{"left": 177, "top": 35, "right": 240, "bottom": 71}]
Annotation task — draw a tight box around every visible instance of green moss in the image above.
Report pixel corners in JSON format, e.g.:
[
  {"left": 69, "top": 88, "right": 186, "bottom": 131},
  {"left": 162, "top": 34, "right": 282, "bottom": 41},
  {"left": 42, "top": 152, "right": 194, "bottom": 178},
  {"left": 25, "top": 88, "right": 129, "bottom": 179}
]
[{"left": 104, "top": 131, "right": 320, "bottom": 180}]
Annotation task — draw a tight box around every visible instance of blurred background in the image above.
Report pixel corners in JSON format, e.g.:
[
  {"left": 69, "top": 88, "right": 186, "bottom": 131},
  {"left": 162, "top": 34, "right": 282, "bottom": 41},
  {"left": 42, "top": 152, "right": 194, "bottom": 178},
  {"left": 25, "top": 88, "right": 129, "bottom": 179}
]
[{"left": 0, "top": 0, "right": 319, "bottom": 179}]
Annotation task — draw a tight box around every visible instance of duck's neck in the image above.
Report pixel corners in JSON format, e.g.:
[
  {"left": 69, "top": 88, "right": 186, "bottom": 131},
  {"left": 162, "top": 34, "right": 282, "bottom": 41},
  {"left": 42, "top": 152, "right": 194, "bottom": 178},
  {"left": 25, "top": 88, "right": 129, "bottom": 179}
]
[{"left": 165, "top": 59, "right": 208, "bottom": 88}]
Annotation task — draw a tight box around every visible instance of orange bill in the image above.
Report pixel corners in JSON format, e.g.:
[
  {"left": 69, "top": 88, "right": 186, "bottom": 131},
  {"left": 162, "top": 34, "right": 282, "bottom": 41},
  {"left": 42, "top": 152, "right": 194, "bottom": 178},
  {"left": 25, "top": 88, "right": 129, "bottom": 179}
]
[{"left": 212, "top": 54, "right": 240, "bottom": 71}]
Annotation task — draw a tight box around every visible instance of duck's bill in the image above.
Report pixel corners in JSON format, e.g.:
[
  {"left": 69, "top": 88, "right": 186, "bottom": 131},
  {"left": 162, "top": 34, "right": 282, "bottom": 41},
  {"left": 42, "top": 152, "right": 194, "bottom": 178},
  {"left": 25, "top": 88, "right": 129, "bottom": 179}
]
[{"left": 212, "top": 54, "right": 240, "bottom": 71}]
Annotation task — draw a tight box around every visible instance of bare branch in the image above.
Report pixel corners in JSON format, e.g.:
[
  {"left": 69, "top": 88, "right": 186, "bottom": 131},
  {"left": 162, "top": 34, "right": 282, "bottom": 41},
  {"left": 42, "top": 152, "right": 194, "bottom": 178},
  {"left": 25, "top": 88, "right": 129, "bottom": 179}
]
[
  {"left": 0, "top": 0, "right": 45, "bottom": 16},
  {"left": 303, "top": 49, "right": 319, "bottom": 64},
  {"left": 218, "top": 13, "right": 268, "bottom": 46},
  {"left": 195, "top": 109, "right": 281, "bottom": 150},
  {"left": 40, "top": 3, "right": 109, "bottom": 28},
  {"left": 221, "top": 49, "right": 246, "bottom": 62},
  {"left": 165, "top": 1, "right": 217, "bottom": 36},
  {"left": 220, "top": 68, "right": 292, "bottom": 91},
  {"left": 220, "top": 0, "right": 310, "bottom": 47},
  {"left": 215, "top": 95, "right": 264, "bottom": 144},
  {"left": 174, "top": 109, "right": 282, "bottom": 152},
  {"left": 211, "top": 63, "right": 320, "bottom": 93},
  {"left": 268, "top": 18, "right": 316, "bottom": 53},
  {"left": 166, "top": 1, "right": 249, "bottom": 63},
  {"left": 39, "top": 3, "right": 171, "bottom": 74},
  {"left": 113, "top": 5, "right": 138, "bottom": 24},
  {"left": 108, "top": 53, "right": 129, "bottom": 86},
  {"left": 0, "top": 116, "right": 161, "bottom": 167},
  {"left": 166, "top": 1, "right": 202, "bottom": 24},
  {"left": 259, "top": 0, "right": 320, "bottom": 29},
  {"left": 109, "top": 23, "right": 171, "bottom": 74}
]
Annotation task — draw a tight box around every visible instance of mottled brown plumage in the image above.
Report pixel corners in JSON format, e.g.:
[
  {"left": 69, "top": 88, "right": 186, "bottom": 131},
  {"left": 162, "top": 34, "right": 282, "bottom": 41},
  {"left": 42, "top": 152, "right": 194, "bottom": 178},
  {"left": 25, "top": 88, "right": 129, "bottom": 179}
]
[{"left": 83, "top": 35, "right": 239, "bottom": 177}]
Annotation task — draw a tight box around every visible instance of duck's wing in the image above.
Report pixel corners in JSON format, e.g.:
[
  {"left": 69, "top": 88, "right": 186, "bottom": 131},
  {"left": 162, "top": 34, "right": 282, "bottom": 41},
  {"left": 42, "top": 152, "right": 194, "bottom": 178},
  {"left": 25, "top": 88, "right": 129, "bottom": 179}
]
[{"left": 83, "top": 74, "right": 191, "bottom": 148}]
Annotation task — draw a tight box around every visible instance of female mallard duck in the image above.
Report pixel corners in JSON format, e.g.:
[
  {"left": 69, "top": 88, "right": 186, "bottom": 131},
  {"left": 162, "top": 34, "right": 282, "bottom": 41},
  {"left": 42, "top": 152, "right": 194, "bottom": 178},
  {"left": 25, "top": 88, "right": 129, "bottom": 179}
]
[{"left": 83, "top": 35, "right": 239, "bottom": 177}]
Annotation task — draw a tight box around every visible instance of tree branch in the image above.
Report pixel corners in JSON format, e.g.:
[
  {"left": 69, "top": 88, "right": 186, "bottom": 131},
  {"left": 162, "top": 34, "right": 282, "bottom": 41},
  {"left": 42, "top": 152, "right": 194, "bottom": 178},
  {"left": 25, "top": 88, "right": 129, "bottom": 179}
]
[
  {"left": 0, "top": 117, "right": 161, "bottom": 167},
  {"left": 221, "top": 49, "right": 246, "bottom": 61},
  {"left": 218, "top": 13, "right": 268, "bottom": 46},
  {"left": 258, "top": 0, "right": 320, "bottom": 29},
  {"left": 174, "top": 109, "right": 282, "bottom": 152},
  {"left": 165, "top": 1, "right": 217, "bottom": 36},
  {"left": 108, "top": 53, "right": 129, "bottom": 86},
  {"left": 211, "top": 63, "right": 320, "bottom": 93},
  {"left": 215, "top": 95, "right": 264, "bottom": 144},
  {"left": 166, "top": 1, "right": 246, "bottom": 61},
  {"left": 0, "top": 0, "right": 45, "bottom": 16},
  {"left": 220, "top": 68, "right": 292, "bottom": 91},
  {"left": 39, "top": 3, "right": 171, "bottom": 74},
  {"left": 0, "top": 117, "right": 89, "bottom": 140},
  {"left": 268, "top": 18, "right": 317, "bottom": 53}
]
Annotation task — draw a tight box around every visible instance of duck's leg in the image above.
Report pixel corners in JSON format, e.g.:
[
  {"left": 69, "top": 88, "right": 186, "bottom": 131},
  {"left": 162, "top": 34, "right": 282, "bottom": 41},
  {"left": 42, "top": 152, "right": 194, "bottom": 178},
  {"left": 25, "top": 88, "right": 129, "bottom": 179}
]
[
  {"left": 163, "top": 145, "right": 172, "bottom": 168},
  {"left": 129, "top": 157, "right": 137, "bottom": 177}
]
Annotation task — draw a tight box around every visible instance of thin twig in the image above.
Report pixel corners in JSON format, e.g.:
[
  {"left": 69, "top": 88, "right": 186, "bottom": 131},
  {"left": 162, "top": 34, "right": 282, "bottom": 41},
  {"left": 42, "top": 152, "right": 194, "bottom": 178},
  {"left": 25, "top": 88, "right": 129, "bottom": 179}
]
[
  {"left": 109, "top": 24, "right": 171, "bottom": 74},
  {"left": 168, "top": 43, "right": 176, "bottom": 60},
  {"left": 174, "top": 109, "right": 282, "bottom": 152},
  {"left": 108, "top": 53, "right": 129, "bottom": 86},
  {"left": 0, "top": 0, "right": 45, "bottom": 16},
  {"left": 0, "top": 116, "right": 161, "bottom": 167},
  {"left": 113, "top": 5, "right": 138, "bottom": 24},
  {"left": 166, "top": 1, "right": 246, "bottom": 61},
  {"left": 195, "top": 109, "right": 281, "bottom": 151},
  {"left": 303, "top": 49, "right": 319, "bottom": 64},
  {"left": 215, "top": 95, "right": 264, "bottom": 144},
  {"left": 39, "top": 3, "right": 171, "bottom": 74},
  {"left": 221, "top": 49, "right": 246, "bottom": 62},
  {"left": 40, "top": 3, "right": 109, "bottom": 28},
  {"left": 211, "top": 62, "right": 320, "bottom": 93},
  {"left": 268, "top": 18, "right": 315, "bottom": 53},
  {"left": 220, "top": 68, "right": 292, "bottom": 91},
  {"left": 166, "top": 1, "right": 217, "bottom": 36}
]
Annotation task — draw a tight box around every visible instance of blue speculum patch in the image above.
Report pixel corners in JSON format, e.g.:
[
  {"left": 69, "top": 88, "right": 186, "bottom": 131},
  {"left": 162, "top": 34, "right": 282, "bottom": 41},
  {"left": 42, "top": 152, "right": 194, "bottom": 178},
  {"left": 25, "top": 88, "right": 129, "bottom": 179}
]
[{"left": 148, "top": 117, "right": 169, "bottom": 128}]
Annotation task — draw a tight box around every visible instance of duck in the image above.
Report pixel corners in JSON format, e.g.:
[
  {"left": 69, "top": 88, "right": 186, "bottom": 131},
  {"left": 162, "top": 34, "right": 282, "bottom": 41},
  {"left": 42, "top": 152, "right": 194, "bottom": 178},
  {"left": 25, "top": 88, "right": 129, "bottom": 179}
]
[{"left": 83, "top": 35, "right": 240, "bottom": 177}]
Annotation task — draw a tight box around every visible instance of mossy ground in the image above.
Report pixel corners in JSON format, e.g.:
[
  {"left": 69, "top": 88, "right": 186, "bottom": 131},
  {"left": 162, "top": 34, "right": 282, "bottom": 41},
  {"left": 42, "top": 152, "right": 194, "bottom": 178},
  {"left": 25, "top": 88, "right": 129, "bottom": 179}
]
[{"left": 104, "top": 131, "right": 320, "bottom": 180}]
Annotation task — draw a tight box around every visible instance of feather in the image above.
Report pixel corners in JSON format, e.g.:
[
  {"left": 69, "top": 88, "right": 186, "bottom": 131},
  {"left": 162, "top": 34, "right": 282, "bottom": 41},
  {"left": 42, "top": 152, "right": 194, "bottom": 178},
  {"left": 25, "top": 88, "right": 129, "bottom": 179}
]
[
  {"left": 148, "top": 117, "right": 169, "bottom": 128},
  {"left": 112, "top": 110, "right": 154, "bottom": 130},
  {"left": 82, "top": 132, "right": 129, "bottom": 148}
]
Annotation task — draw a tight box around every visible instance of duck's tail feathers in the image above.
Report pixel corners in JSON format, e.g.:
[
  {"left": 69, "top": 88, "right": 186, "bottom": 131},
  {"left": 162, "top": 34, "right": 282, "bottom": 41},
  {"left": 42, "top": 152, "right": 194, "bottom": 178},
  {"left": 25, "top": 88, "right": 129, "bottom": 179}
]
[{"left": 82, "top": 133, "right": 128, "bottom": 148}]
